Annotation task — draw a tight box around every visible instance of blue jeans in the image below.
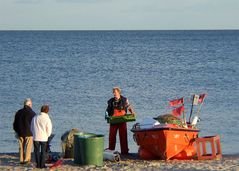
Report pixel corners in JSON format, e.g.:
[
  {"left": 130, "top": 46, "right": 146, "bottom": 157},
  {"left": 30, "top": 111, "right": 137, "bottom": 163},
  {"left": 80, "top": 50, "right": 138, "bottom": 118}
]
[{"left": 33, "top": 141, "right": 47, "bottom": 168}]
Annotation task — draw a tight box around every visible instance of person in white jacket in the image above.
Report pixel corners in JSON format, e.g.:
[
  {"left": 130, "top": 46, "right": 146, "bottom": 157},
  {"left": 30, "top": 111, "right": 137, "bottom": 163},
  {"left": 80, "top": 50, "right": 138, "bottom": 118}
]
[{"left": 31, "top": 105, "right": 52, "bottom": 169}]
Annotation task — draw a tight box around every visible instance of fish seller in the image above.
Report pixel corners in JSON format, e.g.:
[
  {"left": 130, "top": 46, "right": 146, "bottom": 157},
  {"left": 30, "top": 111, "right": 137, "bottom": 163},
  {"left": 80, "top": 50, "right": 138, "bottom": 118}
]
[{"left": 105, "top": 87, "right": 135, "bottom": 155}]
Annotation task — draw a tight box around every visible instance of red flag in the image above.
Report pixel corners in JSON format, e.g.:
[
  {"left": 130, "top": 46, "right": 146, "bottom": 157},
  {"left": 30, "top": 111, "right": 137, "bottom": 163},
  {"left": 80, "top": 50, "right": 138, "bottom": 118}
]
[
  {"left": 169, "top": 97, "right": 184, "bottom": 107},
  {"left": 198, "top": 94, "right": 207, "bottom": 103},
  {"left": 172, "top": 105, "right": 185, "bottom": 117}
]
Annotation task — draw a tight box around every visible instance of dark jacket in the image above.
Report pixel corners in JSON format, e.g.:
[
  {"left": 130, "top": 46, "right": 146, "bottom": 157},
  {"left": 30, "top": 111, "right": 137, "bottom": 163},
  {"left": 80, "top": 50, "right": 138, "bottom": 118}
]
[
  {"left": 13, "top": 105, "right": 36, "bottom": 137},
  {"left": 106, "top": 95, "right": 128, "bottom": 116}
]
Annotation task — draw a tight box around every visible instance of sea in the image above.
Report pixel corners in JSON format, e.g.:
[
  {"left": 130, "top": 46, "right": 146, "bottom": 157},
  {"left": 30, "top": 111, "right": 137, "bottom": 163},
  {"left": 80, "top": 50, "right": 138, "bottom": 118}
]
[{"left": 0, "top": 30, "right": 238, "bottom": 154}]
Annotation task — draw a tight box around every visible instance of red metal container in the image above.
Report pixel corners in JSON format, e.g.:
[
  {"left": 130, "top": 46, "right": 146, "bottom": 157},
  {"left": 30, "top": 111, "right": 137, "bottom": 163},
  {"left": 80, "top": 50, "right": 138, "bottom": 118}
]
[{"left": 132, "top": 124, "right": 199, "bottom": 160}]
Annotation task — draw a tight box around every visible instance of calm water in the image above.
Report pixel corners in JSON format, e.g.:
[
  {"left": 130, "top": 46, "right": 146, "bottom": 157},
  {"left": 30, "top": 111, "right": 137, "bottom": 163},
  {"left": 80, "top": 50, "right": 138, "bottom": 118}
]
[{"left": 0, "top": 30, "right": 238, "bottom": 154}]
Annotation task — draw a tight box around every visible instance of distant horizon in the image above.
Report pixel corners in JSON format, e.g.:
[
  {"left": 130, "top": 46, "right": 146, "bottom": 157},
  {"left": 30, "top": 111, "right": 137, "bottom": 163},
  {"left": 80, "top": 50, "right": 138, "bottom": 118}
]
[
  {"left": 0, "top": 29, "right": 239, "bottom": 31},
  {"left": 1, "top": 0, "right": 238, "bottom": 30}
]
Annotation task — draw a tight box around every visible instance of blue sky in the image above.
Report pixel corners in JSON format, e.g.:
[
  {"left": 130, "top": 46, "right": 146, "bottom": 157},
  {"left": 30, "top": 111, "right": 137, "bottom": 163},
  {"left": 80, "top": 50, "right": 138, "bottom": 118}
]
[{"left": 0, "top": 0, "right": 238, "bottom": 30}]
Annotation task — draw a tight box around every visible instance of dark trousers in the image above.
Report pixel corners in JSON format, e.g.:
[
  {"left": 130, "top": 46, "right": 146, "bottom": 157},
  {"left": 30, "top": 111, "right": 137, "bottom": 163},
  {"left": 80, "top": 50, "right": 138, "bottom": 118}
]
[
  {"left": 109, "top": 122, "right": 129, "bottom": 154},
  {"left": 33, "top": 141, "right": 47, "bottom": 168}
]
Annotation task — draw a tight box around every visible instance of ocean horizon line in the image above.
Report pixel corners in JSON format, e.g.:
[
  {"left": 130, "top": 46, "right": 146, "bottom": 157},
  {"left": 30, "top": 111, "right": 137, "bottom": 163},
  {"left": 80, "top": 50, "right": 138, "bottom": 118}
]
[{"left": 0, "top": 29, "right": 239, "bottom": 32}]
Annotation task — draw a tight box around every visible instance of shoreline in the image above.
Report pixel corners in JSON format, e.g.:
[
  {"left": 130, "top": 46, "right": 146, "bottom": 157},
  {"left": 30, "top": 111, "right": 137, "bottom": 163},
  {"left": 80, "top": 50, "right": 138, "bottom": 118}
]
[{"left": 1, "top": 153, "right": 239, "bottom": 170}]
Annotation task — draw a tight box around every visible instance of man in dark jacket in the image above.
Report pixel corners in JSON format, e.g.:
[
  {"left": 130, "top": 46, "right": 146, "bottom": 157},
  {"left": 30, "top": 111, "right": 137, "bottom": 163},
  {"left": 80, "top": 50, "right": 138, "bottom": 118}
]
[
  {"left": 13, "top": 98, "right": 36, "bottom": 164},
  {"left": 106, "top": 87, "right": 135, "bottom": 154}
]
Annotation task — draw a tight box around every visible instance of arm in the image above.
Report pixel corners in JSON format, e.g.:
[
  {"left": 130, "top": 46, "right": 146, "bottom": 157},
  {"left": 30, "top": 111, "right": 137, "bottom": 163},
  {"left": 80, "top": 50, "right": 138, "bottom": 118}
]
[
  {"left": 13, "top": 112, "right": 19, "bottom": 134},
  {"left": 30, "top": 118, "right": 34, "bottom": 136},
  {"left": 105, "top": 101, "right": 111, "bottom": 114},
  {"left": 126, "top": 99, "right": 135, "bottom": 115},
  {"left": 13, "top": 115, "right": 17, "bottom": 133},
  {"left": 105, "top": 101, "right": 111, "bottom": 120},
  {"left": 46, "top": 118, "right": 53, "bottom": 138},
  {"left": 106, "top": 99, "right": 113, "bottom": 116},
  {"left": 29, "top": 112, "right": 36, "bottom": 134}
]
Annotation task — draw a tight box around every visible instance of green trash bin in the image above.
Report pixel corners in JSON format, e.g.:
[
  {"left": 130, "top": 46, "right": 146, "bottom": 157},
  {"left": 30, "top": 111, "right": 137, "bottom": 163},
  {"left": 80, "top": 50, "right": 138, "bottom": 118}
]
[
  {"left": 74, "top": 133, "right": 82, "bottom": 164},
  {"left": 74, "top": 133, "right": 95, "bottom": 164},
  {"left": 80, "top": 134, "right": 104, "bottom": 166}
]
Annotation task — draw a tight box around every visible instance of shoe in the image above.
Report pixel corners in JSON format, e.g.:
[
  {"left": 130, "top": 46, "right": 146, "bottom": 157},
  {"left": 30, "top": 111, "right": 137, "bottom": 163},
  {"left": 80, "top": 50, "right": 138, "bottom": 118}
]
[
  {"left": 20, "top": 162, "right": 25, "bottom": 165},
  {"left": 40, "top": 165, "right": 47, "bottom": 169},
  {"left": 121, "top": 152, "right": 129, "bottom": 155},
  {"left": 24, "top": 162, "right": 31, "bottom": 166}
]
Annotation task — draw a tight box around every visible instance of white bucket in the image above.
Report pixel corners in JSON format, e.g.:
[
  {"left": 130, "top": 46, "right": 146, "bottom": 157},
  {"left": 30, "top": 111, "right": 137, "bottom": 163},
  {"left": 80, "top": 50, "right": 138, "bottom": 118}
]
[{"left": 103, "top": 149, "right": 121, "bottom": 162}]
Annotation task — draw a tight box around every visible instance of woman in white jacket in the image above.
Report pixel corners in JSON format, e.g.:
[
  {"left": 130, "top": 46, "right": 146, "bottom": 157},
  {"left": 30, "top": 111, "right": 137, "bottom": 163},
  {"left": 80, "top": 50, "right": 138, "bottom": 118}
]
[{"left": 31, "top": 105, "right": 52, "bottom": 169}]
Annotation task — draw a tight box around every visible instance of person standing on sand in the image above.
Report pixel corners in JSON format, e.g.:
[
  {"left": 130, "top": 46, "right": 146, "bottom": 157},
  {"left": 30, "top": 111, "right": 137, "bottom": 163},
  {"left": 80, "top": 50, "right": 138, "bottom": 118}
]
[
  {"left": 13, "top": 98, "right": 36, "bottom": 164},
  {"left": 105, "top": 87, "right": 135, "bottom": 155},
  {"left": 31, "top": 105, "right": 52, "bottom": 169}
]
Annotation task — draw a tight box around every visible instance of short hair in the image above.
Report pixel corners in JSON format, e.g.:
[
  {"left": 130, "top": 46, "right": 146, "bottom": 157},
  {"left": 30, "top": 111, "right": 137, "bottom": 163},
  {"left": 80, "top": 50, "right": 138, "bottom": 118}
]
[
  {"left": 24, "top": 98, "right": 32, "bottom": 106},
  {"left": 113, "top": 87, "right": 121, "bottom": 94},
  {"left": 41, "top": 105, "right": 49, "bottom": 113}
]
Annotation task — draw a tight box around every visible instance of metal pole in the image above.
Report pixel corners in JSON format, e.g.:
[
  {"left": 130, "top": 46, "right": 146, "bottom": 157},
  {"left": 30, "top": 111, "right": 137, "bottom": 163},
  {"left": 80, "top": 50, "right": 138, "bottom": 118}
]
[
  {"left": 183, "top": 104, "right": 187, "bottom": 126},
  {"left": 195, "top": 98, "right": 205, "bottom": 118},
  {"left": 188, "top": 94, "right": 195, "bottom": 124}
]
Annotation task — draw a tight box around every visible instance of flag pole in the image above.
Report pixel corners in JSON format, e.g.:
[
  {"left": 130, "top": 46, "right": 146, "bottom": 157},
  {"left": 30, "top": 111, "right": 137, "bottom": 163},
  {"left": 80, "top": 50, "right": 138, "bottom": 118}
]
[
  {"left": 195, "top": 97, "right": 205, "bottom": 118},
  {"left": 189, "top": 94, "right": 195, "bottom": 124},
  {"left": 182, "top": 98, "right": 187, "bottom": 127},
  {"left": 183, "top": 103, "right": 187, "bottom": 127}
]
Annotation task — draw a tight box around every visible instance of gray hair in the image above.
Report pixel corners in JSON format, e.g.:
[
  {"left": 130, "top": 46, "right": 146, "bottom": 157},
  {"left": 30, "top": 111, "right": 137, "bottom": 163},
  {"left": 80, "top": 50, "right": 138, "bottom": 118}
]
[
  {"left": 24, "top": 98, "right": 32, "bottom": 106},
  {"left": 113, "top": 87, "right": 121, "bottom": 94}
]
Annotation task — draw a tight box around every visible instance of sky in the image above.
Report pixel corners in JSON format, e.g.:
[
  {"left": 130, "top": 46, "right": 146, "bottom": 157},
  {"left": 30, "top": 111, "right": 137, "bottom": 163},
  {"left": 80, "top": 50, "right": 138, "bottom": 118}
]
[{"left": 0, "top": 0, "right": 239, "bottom": 30}]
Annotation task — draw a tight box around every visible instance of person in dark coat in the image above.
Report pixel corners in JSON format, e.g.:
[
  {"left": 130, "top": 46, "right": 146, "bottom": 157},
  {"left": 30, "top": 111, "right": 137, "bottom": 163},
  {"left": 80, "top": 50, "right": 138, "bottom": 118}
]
[
  {"left": 105, "top": 87, "right": 135, "bottom": 154},
  {"left": 13, "top": 98, "right": 36, "bottom": 164}
]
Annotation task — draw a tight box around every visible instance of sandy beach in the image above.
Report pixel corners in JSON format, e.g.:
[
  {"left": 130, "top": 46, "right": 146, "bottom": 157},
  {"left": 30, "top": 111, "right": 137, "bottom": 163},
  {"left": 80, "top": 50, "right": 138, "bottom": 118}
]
[{"left": 0, "top": 152, "right": 239, "bottom": 171}]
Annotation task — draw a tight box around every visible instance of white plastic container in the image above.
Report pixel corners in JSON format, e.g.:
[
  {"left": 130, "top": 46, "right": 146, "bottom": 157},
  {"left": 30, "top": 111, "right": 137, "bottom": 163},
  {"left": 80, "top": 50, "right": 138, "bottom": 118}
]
[
  {"left": 191, "top": 116, "right": 199, "bottom": 125},
  {"left": 103, "top": 149, "right": 121, "bottom": 162}
]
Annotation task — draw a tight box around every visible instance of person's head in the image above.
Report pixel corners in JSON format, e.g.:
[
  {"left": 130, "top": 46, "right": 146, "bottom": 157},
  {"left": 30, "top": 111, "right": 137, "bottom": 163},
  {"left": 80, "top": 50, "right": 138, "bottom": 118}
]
[
  {"left": 41, "top": 105, "right": 49, "bottom": 114},
  {"left": 24, "top": 98, "right": 32, "bottom": 108},
  {"left": 113, "top": 87, "right": 121, "bottom": 100}
]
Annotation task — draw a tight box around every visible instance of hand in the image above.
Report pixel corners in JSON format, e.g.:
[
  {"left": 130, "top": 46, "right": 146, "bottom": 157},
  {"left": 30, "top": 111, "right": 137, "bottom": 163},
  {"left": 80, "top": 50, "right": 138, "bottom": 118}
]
[
  {"left": 105, "top": 111, "right": 109, "bottom": 120},
  {"left": 15, "top": 133, "right": 19, "bottom": 139},
  {"left": 105, "top": 115, "right": 110, "bottom": 120}
]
